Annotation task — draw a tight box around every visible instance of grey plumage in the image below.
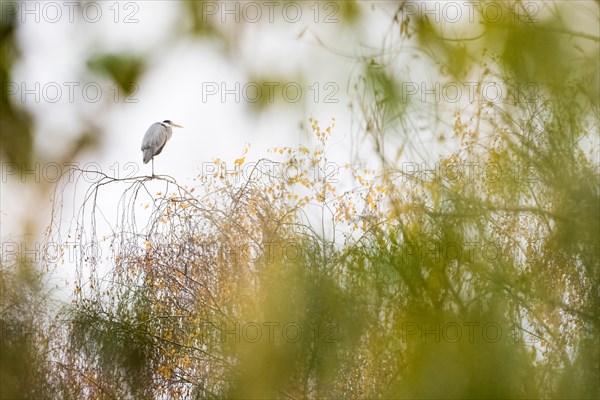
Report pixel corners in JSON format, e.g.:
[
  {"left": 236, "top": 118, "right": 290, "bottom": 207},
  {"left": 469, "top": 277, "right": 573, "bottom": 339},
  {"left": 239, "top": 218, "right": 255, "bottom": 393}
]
[
  {"left": 141, "top": 122, "right": 172, "bottom": 164},
  {"left": 140, "top": 120, "right": 183, "bottom": 176}
]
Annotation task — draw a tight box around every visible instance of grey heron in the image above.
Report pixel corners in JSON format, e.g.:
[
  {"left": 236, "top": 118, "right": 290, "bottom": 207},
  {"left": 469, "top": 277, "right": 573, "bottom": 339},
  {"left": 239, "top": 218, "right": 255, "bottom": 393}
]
[{"left": 141, "top": 120, "right": 183, "bottom": 176}]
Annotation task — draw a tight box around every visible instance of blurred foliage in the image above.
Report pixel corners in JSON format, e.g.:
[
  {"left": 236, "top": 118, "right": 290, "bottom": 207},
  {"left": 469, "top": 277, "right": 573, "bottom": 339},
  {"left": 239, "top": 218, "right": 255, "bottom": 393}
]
[
  {"left": 415, "top": 18, "right": 470, "bottom": 79},
  {"left": 0, "top": 262, "right": 61, "bottom": 399},
  {"left": 68, "top": 288, "right": 158, "bottom": 399},
  {"left": 2, "top": 1, "right": 599, "bottom": 399},
  {"left": 0, "top": 4, "right": 33, "bottom": 165},
  {"left": 87, "top": 53, "right": 145, "bottom": 96},
  {"left": 184, "top": 0, "right": 218, "bottom": 37}
]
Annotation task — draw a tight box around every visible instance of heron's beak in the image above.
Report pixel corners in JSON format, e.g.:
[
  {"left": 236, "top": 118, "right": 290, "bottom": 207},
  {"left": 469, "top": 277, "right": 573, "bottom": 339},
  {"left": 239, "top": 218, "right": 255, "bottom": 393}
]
[{"left": 171, "top": 123, "right": 184, "bottom": 128}]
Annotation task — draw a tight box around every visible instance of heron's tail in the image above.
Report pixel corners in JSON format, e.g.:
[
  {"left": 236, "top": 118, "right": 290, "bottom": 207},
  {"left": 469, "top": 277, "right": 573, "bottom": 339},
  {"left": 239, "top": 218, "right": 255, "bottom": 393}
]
[{"left": 142, "top": 150, "right": 152, "bottom": 164}]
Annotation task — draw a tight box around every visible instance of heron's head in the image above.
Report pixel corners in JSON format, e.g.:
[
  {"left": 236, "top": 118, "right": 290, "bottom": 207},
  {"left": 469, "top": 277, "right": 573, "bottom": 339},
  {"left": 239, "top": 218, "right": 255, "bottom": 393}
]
[{"left": 163, "top": 120, "right": 183, "bottom": 128}]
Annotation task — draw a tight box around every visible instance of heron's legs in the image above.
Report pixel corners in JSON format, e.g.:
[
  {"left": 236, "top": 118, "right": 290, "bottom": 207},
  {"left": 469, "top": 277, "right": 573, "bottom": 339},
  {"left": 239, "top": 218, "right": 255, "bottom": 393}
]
[{"left": 151, "top": 158, "right": 155, "bottom": 177}]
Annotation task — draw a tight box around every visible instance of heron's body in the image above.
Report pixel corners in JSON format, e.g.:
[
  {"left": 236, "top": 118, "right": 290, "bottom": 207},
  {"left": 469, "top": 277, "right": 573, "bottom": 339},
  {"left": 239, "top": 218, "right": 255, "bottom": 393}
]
[{"left": 140, "top": 120, "right": 183, "bottom": 175}]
